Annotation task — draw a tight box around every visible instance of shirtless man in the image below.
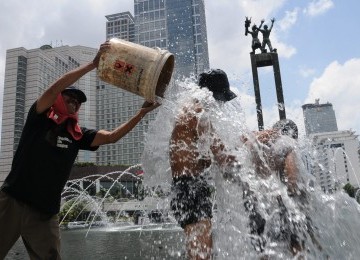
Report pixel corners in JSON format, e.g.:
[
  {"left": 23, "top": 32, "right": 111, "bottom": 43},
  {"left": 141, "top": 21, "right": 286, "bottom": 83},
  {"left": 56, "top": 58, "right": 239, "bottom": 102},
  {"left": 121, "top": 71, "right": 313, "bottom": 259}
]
[
  {"left": 244, "top": 119, "right": 299, "bottom": 194},
  {"left": 169, "top": 69, "right": 237, "bottom": 260},
  {"left": 243, "top": 119, "right": 322, "bottom": 256}
]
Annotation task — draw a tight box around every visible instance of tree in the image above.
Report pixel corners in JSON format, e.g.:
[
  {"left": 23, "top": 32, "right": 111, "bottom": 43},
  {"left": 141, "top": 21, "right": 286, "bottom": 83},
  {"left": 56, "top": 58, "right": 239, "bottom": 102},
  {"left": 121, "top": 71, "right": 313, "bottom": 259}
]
[
  {"left": 343, "top": 183, "right": 355, "bottom": 198},
  {"left": 59, "top": 198, "right": 87, "bottom": 223}
]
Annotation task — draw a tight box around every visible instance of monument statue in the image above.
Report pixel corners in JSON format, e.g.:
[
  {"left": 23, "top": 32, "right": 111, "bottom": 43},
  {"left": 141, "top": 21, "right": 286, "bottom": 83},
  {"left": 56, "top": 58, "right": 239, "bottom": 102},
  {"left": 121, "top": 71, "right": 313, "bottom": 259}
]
[
  {"left": 245, "top": 17, "right": 277, "bottom": 53},
  {"left": 245, "top": 17, "right": 264, "bottom": 54},
  {"left": 258, "top": 18, "right": 276, "bottom": 53}
]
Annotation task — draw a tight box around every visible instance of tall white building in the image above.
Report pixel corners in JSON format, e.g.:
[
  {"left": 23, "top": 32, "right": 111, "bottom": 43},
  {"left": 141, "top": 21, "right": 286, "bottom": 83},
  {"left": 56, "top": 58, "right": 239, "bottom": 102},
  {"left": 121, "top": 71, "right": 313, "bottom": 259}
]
[
  {"left": 0, "top": 44, "right": 98, "bottom": 184},
  {"left": 309, "top": 130, "right": 360, "bottom": 193}
]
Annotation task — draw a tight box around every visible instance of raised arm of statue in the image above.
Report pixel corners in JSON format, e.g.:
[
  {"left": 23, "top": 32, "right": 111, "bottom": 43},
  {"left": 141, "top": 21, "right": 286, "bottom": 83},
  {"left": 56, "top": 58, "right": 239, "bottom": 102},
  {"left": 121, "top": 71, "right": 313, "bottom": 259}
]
[
  {"left": 245, "top": 17, "right": 252, "bottom": 36},
  {"left": 245, "top": 26, "right": 251, "bottom": 35},
  {"left": 270, "top": 18, "right": 275, "bottom": 30},
  {"left": 259, "top": 19, "right": 264, "bottom": 29}
]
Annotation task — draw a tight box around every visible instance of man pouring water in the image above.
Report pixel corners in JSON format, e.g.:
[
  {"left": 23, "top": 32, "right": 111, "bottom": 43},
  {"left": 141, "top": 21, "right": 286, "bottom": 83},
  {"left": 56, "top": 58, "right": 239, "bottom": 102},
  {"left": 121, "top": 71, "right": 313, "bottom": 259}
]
[{"left": 0, "top": 41, "right": 160, "bottom": 259}]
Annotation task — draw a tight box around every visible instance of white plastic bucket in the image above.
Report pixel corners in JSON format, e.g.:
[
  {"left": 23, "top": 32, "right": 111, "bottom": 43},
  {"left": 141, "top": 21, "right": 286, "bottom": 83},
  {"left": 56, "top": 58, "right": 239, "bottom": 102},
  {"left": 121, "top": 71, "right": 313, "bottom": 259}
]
[{"left": 97, "top": 38, "right": 175, "bottom": 102}]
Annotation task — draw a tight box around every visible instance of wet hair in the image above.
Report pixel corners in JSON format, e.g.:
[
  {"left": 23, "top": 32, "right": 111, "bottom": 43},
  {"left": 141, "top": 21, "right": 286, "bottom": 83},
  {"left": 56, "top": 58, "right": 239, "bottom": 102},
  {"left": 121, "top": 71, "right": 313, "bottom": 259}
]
[
  {"left": 198, "top": 69, "right": 237, "bottom": 102},
  {"left": 272, "top": 119, "right": 298, "bottom": 139}
]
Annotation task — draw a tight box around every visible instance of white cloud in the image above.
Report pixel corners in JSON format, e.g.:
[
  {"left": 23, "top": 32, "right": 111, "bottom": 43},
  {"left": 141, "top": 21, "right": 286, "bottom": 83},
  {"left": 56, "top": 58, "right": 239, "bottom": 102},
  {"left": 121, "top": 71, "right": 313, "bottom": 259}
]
[
  {"left": 239, "top": 0, "right": 286, "bottom": 17},
  {"left": 303, "top": 0, "right": 334, "bottom": 17},
  {"left": 272, "top": 40, "right": 297, "bottom": 58},
  {"left": 305, "top": 58, "right": 360, "bottom": 133},
  {"left": 299, "top": 66, "right": 316, "bottom": 78},
  {"left": 278, "top": 8, "right": 299, "bottom": 31}
]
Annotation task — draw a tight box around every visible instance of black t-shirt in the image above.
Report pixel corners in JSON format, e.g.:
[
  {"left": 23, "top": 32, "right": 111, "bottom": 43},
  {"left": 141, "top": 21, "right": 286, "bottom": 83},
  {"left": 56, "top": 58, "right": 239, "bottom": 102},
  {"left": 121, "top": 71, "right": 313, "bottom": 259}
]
[{"left": 2, "top": 102, "right": 98, "bottom": 215}]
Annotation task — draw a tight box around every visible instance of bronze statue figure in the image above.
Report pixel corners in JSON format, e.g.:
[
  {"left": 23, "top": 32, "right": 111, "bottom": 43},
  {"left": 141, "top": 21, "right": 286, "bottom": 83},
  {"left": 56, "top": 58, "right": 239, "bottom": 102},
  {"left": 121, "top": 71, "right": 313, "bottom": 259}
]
[
  {"left": 258, "top": 18, "right": 276, "bottom": 53},
  {"left": 245, "top": 17, "right": 277, "bottom": 54},
  {"left": 245, "top": 17, "right": 264, "bottom": 54}
]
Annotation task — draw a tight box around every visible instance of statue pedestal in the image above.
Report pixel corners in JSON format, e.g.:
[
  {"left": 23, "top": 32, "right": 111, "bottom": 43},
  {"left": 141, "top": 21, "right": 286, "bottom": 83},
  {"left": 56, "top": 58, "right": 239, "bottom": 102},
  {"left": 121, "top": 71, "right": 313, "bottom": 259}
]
[{"left": 250, "top": 52, "right": 286, "bottom": 130}]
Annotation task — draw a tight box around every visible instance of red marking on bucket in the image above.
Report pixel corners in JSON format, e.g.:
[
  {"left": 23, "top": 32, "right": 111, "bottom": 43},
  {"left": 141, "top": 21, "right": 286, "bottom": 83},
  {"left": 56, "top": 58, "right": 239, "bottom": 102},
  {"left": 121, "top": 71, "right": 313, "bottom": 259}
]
[
  {"left": 114, "top": 60, "right": 136, "bottom": 76},
  {"left": 114, "top": 60, "right": 125, "bottom": 71},
  {"left": 125, "top": 64, "right": 135, "bottom": 75}
]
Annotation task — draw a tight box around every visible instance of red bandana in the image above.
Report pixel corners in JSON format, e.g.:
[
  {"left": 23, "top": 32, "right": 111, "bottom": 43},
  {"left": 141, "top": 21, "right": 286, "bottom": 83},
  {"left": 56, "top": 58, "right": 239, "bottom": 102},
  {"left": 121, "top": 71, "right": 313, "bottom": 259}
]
[{"left": 47, "top": 94, "right": 83, "bottom": 140}]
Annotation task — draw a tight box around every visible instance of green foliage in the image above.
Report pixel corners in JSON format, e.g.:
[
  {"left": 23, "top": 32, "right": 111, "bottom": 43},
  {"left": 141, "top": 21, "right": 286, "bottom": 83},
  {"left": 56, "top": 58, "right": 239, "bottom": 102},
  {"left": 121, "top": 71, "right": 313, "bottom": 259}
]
[
  {"left": 343, "top": 183, "right": 355, "bottom": 198},
  {"left": 59, "top": 199, "right": 87, "bottom": 222}
]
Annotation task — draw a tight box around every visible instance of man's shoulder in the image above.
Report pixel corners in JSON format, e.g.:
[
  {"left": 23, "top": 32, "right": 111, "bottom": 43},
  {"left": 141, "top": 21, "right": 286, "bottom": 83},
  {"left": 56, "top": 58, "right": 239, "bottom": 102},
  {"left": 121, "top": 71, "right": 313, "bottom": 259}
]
[
  {"left": 25, "top": 101, "right": 48, "bottom": 123},
  {"left": 80, "top": 126, "right": 98, "bottom": 136}
]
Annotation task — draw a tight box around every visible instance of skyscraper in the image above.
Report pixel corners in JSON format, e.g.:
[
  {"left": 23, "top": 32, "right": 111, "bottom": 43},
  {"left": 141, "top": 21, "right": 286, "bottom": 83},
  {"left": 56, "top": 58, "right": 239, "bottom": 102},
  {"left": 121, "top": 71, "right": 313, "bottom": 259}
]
[
  {"left": 105, "top": 12, "right": 136, "bottom": 42},
  {"left": 134, "top": 0, "right": 209, "bottom": 78},
  {"left": 0, "top": 45, "right": 98, "bottom": 184},
  {"left": 302, "top": 99, "right": 338, "bottom": 136}
]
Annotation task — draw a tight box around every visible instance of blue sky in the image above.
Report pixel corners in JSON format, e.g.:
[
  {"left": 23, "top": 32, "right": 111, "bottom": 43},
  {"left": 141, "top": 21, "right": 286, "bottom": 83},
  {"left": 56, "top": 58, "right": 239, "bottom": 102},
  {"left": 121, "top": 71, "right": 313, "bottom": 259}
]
[{"left": 0, "top": 0, "right": 359, "bottom": 138}]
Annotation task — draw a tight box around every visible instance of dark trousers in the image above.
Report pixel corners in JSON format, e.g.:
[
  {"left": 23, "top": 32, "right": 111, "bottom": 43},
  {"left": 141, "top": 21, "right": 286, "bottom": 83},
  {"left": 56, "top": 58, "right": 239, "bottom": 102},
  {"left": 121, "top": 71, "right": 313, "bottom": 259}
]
[{"left": 0, "top": 191, "right": 61, "bottom": 260}]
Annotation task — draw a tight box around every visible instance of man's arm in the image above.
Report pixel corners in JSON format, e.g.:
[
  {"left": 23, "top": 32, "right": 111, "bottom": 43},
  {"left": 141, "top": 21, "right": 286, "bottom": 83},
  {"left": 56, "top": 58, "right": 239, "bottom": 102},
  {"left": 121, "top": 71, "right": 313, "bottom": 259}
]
[
  {"left": 36, "top": 41, "right": 110, "bottom": 114},
  {"left": 91, "top": 102, "right": 159, "bottom": 146},
  {"left": 201, "top": 119, "right": 236, "bottom": 167},
  {"left": 210, "top": 136, "right": 237, "bottom": 167},
  {"left": 36, "top": 63, "right": 95, "bottom": 114}
]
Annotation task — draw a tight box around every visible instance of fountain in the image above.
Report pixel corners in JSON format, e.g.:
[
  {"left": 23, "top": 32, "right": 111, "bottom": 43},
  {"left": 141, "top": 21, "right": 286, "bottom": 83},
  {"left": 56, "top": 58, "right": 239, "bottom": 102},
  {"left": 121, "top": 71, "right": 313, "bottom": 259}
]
[{"left": 60, "top": 168, "right": 180, "bottom": 232}]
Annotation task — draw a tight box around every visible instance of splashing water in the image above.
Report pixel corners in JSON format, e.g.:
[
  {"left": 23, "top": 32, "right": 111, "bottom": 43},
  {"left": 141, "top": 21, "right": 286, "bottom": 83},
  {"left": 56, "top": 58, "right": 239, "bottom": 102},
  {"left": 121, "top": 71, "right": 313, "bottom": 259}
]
[{"left": 142, "top": 78, "right": 360, "bottom": 259}]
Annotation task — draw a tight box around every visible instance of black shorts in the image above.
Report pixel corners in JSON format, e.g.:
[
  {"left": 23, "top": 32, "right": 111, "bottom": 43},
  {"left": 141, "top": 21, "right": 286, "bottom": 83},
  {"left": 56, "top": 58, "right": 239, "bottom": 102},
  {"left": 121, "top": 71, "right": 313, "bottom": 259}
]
[{"left": 170, "top": 175, "right": 213, "bottom": 229}]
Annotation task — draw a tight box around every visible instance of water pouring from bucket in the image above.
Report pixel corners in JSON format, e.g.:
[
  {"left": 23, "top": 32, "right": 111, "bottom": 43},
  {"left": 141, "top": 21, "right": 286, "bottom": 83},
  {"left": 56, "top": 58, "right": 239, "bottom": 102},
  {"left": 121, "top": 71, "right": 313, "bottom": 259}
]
[
  {"left": 97, "top": 38, "right": 175, "bottom": 102},
  {"left": 142, "top": 79, "right": 360, "bottom": 259}
]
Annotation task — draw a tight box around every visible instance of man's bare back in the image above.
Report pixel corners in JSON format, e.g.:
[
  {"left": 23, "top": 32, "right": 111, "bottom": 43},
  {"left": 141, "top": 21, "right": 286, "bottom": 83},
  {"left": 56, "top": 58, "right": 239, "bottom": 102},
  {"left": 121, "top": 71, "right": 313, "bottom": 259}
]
[{"left": 170, "top": 101, "right": 212, "bottom": 178}]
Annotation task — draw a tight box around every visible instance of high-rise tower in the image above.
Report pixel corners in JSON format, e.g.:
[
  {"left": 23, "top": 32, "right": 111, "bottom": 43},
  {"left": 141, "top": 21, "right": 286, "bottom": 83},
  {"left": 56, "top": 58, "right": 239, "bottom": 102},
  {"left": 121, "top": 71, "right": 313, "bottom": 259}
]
[
  {"left": 106, "top": 12, "right": 136, "bottom": 42},
  {"left": 302, "top": 99, "right": 338, "bottom": 136}
]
